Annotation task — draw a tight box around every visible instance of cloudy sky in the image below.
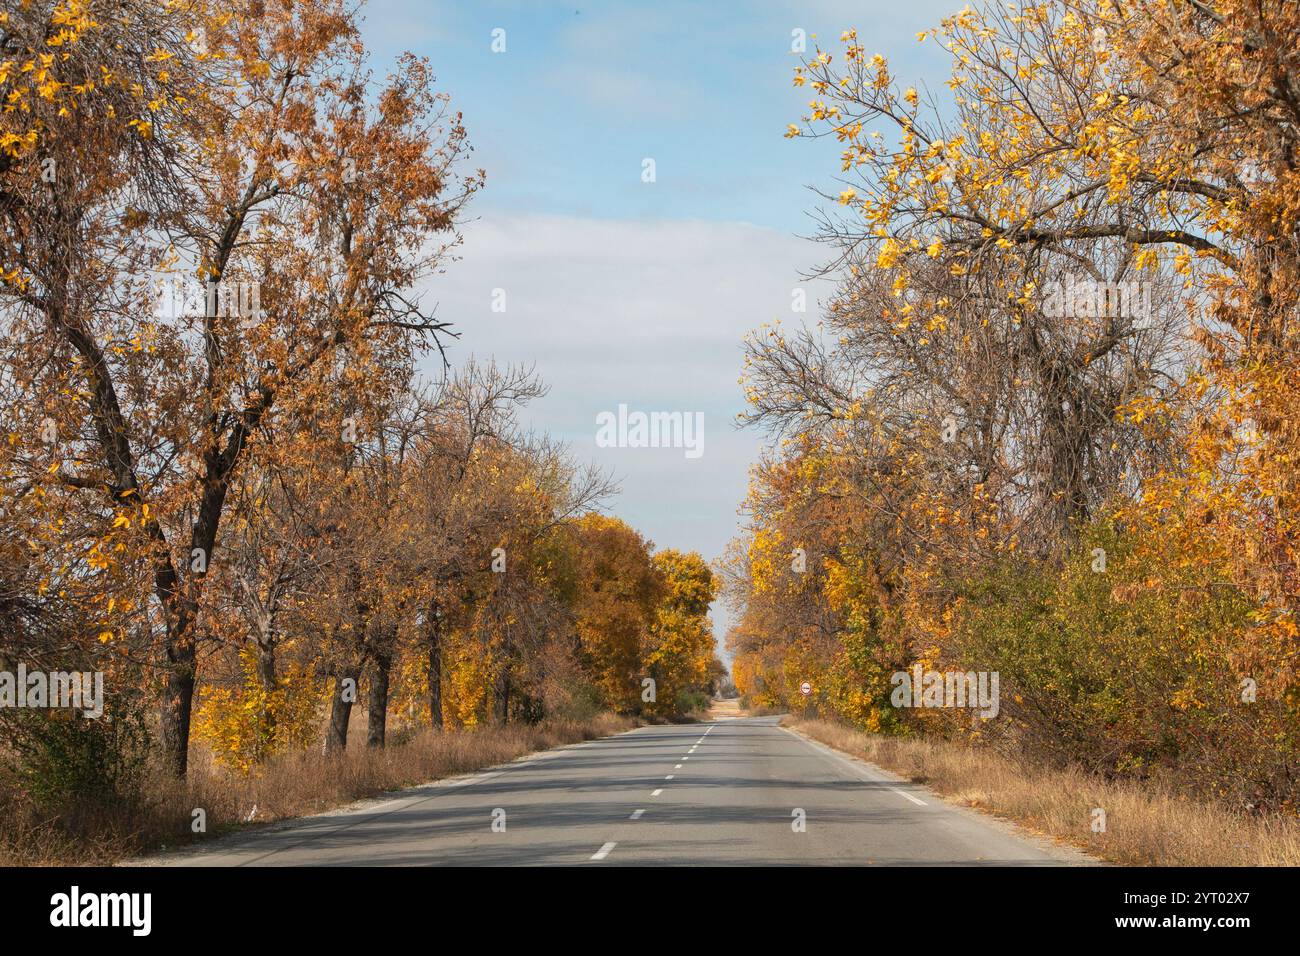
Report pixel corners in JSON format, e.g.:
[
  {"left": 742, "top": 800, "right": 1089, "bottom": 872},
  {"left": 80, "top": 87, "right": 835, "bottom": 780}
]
[{"left": 360, "top": 0, "right": 959, "bottom": 653}]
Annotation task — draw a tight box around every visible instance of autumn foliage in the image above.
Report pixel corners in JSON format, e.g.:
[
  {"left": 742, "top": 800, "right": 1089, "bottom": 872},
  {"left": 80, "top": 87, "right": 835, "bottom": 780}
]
[
  {"left": 728, "top": 0, "right": 1299, "bottom": 813},
  {"left": 0, "top": 0, "right": 718, "bottom": 847}
]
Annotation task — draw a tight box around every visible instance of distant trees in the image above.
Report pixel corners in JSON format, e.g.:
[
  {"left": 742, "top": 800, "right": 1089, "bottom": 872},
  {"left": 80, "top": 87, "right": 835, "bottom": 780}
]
[
  {"left": 190, "top": 405, "right": 719, "bottom": 768},
  {"left": 729, "top": 0, "right": 1299, "bottom": 810}
]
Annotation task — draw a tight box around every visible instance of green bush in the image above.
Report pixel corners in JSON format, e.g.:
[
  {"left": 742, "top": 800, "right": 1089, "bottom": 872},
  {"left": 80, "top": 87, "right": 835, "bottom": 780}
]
[
  {"left": 948, "top": 515, "right": 1288, "bottom": 806},
  {"left": 554, "top": 682, "right": 604, "bottom": 722},
  {"left": 674, "top": 688, "right": 711, "bottom": 715},
  {"left": 4, "top": 698, "right": 150, "bottom": 816}
]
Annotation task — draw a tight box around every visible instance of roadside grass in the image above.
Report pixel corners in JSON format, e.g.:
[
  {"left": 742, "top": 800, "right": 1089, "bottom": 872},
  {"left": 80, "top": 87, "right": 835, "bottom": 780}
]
[
  {"left": 0, "top": 714, "right": 633, "bottom": 866},
  {"left": 786, "top": 717, "right": 1300, "bottom": 867}
]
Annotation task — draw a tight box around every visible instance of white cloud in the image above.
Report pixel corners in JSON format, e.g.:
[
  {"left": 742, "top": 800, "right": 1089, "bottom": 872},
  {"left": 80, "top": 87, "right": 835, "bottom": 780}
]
[{"left": 417, "top": 213, "right": 834, "bottom": 648}]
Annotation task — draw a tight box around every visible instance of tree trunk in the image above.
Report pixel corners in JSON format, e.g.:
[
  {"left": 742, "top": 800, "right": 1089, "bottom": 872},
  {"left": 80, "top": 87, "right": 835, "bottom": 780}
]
[
  {"left": 425, "top": 597, "right": 443, "bottom": 730},
  {"left": 255, "top": 636, "right": 277, "bottom": 758},
  {"left": 156, "top": 450, "right": 243, "bottom": 775},
  {"left": 326, "top": 669, "right": 359, "bottom": 752},
  {"left": 494, "top": 669, "right": 511, "bottom": 725},
  {"left": 159, "top": 642, "right": 196, "bottom": 777},
  {"left": 367, "top": 649, "right": 392, "bottom": 747}
]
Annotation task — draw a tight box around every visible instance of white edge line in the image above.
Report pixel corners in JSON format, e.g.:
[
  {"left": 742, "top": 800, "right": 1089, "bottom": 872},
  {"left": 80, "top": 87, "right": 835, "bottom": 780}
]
[{"left": 891, "top": 787, "right": 928, "bottom": 806}]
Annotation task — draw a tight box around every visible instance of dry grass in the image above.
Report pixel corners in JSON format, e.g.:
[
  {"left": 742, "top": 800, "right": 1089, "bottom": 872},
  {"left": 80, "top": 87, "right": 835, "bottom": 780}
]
[
  {"left": 787, "top": 717, "right": 1300, "bottom": 866},
  {"left": 0, "top": 714, "right": 633, "bottom": 865}
]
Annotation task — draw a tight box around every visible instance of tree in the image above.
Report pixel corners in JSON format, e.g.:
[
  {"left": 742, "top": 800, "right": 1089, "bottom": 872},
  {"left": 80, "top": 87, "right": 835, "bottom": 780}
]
[
  {"left": 567, "top": 515, "right": 663, "bottom": 714},
  {"left": 0, "top": 0, "right": 480, "bottom": 775},
  {"left": 644, "top": 549, "right": 717, "bottom": 717},
  {"left": 728, "top": 0, "right": 1299, "bottom": 805}
]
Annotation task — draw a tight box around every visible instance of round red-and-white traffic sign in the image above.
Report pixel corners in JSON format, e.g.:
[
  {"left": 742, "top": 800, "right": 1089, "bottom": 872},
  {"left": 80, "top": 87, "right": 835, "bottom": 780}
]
[{"left": 799, "top": 680, "right": 812, "bottom": 697}]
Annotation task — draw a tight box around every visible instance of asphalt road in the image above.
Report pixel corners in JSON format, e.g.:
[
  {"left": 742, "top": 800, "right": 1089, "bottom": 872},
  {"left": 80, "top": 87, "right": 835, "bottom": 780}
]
[{"left": 150, "top": 716, "right": 1090, "bottom": 866}]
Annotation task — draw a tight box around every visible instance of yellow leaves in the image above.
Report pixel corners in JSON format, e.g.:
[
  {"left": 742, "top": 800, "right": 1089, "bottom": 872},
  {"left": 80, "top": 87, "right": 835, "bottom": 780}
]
[
  {"left": 833, "top": 120, "right": 862, "bottom": 143},
  {"left": 194, "top": 652, "right": 325, "bottom": 772},
  {"left": 838, "top": 187, "right": 857, "bottom": 205},
  {"left": 754, "top": 0, "right": 1300, "bottom": 797},
  {"left": 875, "top": 236, "right": 902, "bottom": 269},
  {"left": 85, "top": 543, "right": 110, "bottom": 571},
  {"left": 808, "top": 100, "right": 841, "bottom": 122}
]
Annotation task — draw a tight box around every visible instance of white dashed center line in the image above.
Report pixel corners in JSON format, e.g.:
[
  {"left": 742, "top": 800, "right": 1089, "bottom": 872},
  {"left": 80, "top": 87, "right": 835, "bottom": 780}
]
[
  {"left": 591, "top": 842, "right": 617, "bottom": 861},
  {"left": 665, "top": 774, "right": 674, "bottom": 780},
  {"left": 630, "top": 809, "right": 645, "bottom": 820},
  {"left": 651, "top": 788, "right": 664, "bottom": 797}
]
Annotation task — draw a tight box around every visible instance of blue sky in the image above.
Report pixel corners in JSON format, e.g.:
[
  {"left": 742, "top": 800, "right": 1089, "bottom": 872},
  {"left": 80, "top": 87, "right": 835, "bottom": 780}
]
[
  {"left": 363, "top": 1, "right": 955, "bottom": 231},
  {"left": 360, "top": 0, "right": 961, "bottom": 654}
]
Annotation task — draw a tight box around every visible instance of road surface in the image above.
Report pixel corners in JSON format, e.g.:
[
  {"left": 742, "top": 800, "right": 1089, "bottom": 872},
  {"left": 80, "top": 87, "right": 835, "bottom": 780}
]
[{"left": 149, "top": 716, "right": 1091, "bottom": 866}]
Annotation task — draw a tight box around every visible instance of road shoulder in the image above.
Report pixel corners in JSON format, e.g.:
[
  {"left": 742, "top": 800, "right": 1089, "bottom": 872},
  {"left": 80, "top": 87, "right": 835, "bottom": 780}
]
[
  {"left": 781, "top": 721, "right": 1103, "bottom": 866},
  {"left": 121, "top": 725, "right": 651, "bottom": 867}
]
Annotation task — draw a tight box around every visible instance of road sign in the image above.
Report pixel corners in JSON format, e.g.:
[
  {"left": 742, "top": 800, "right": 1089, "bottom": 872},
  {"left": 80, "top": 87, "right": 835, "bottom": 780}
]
[{"left": 800, "top": 681, "right": 812, "bottom": 697}]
